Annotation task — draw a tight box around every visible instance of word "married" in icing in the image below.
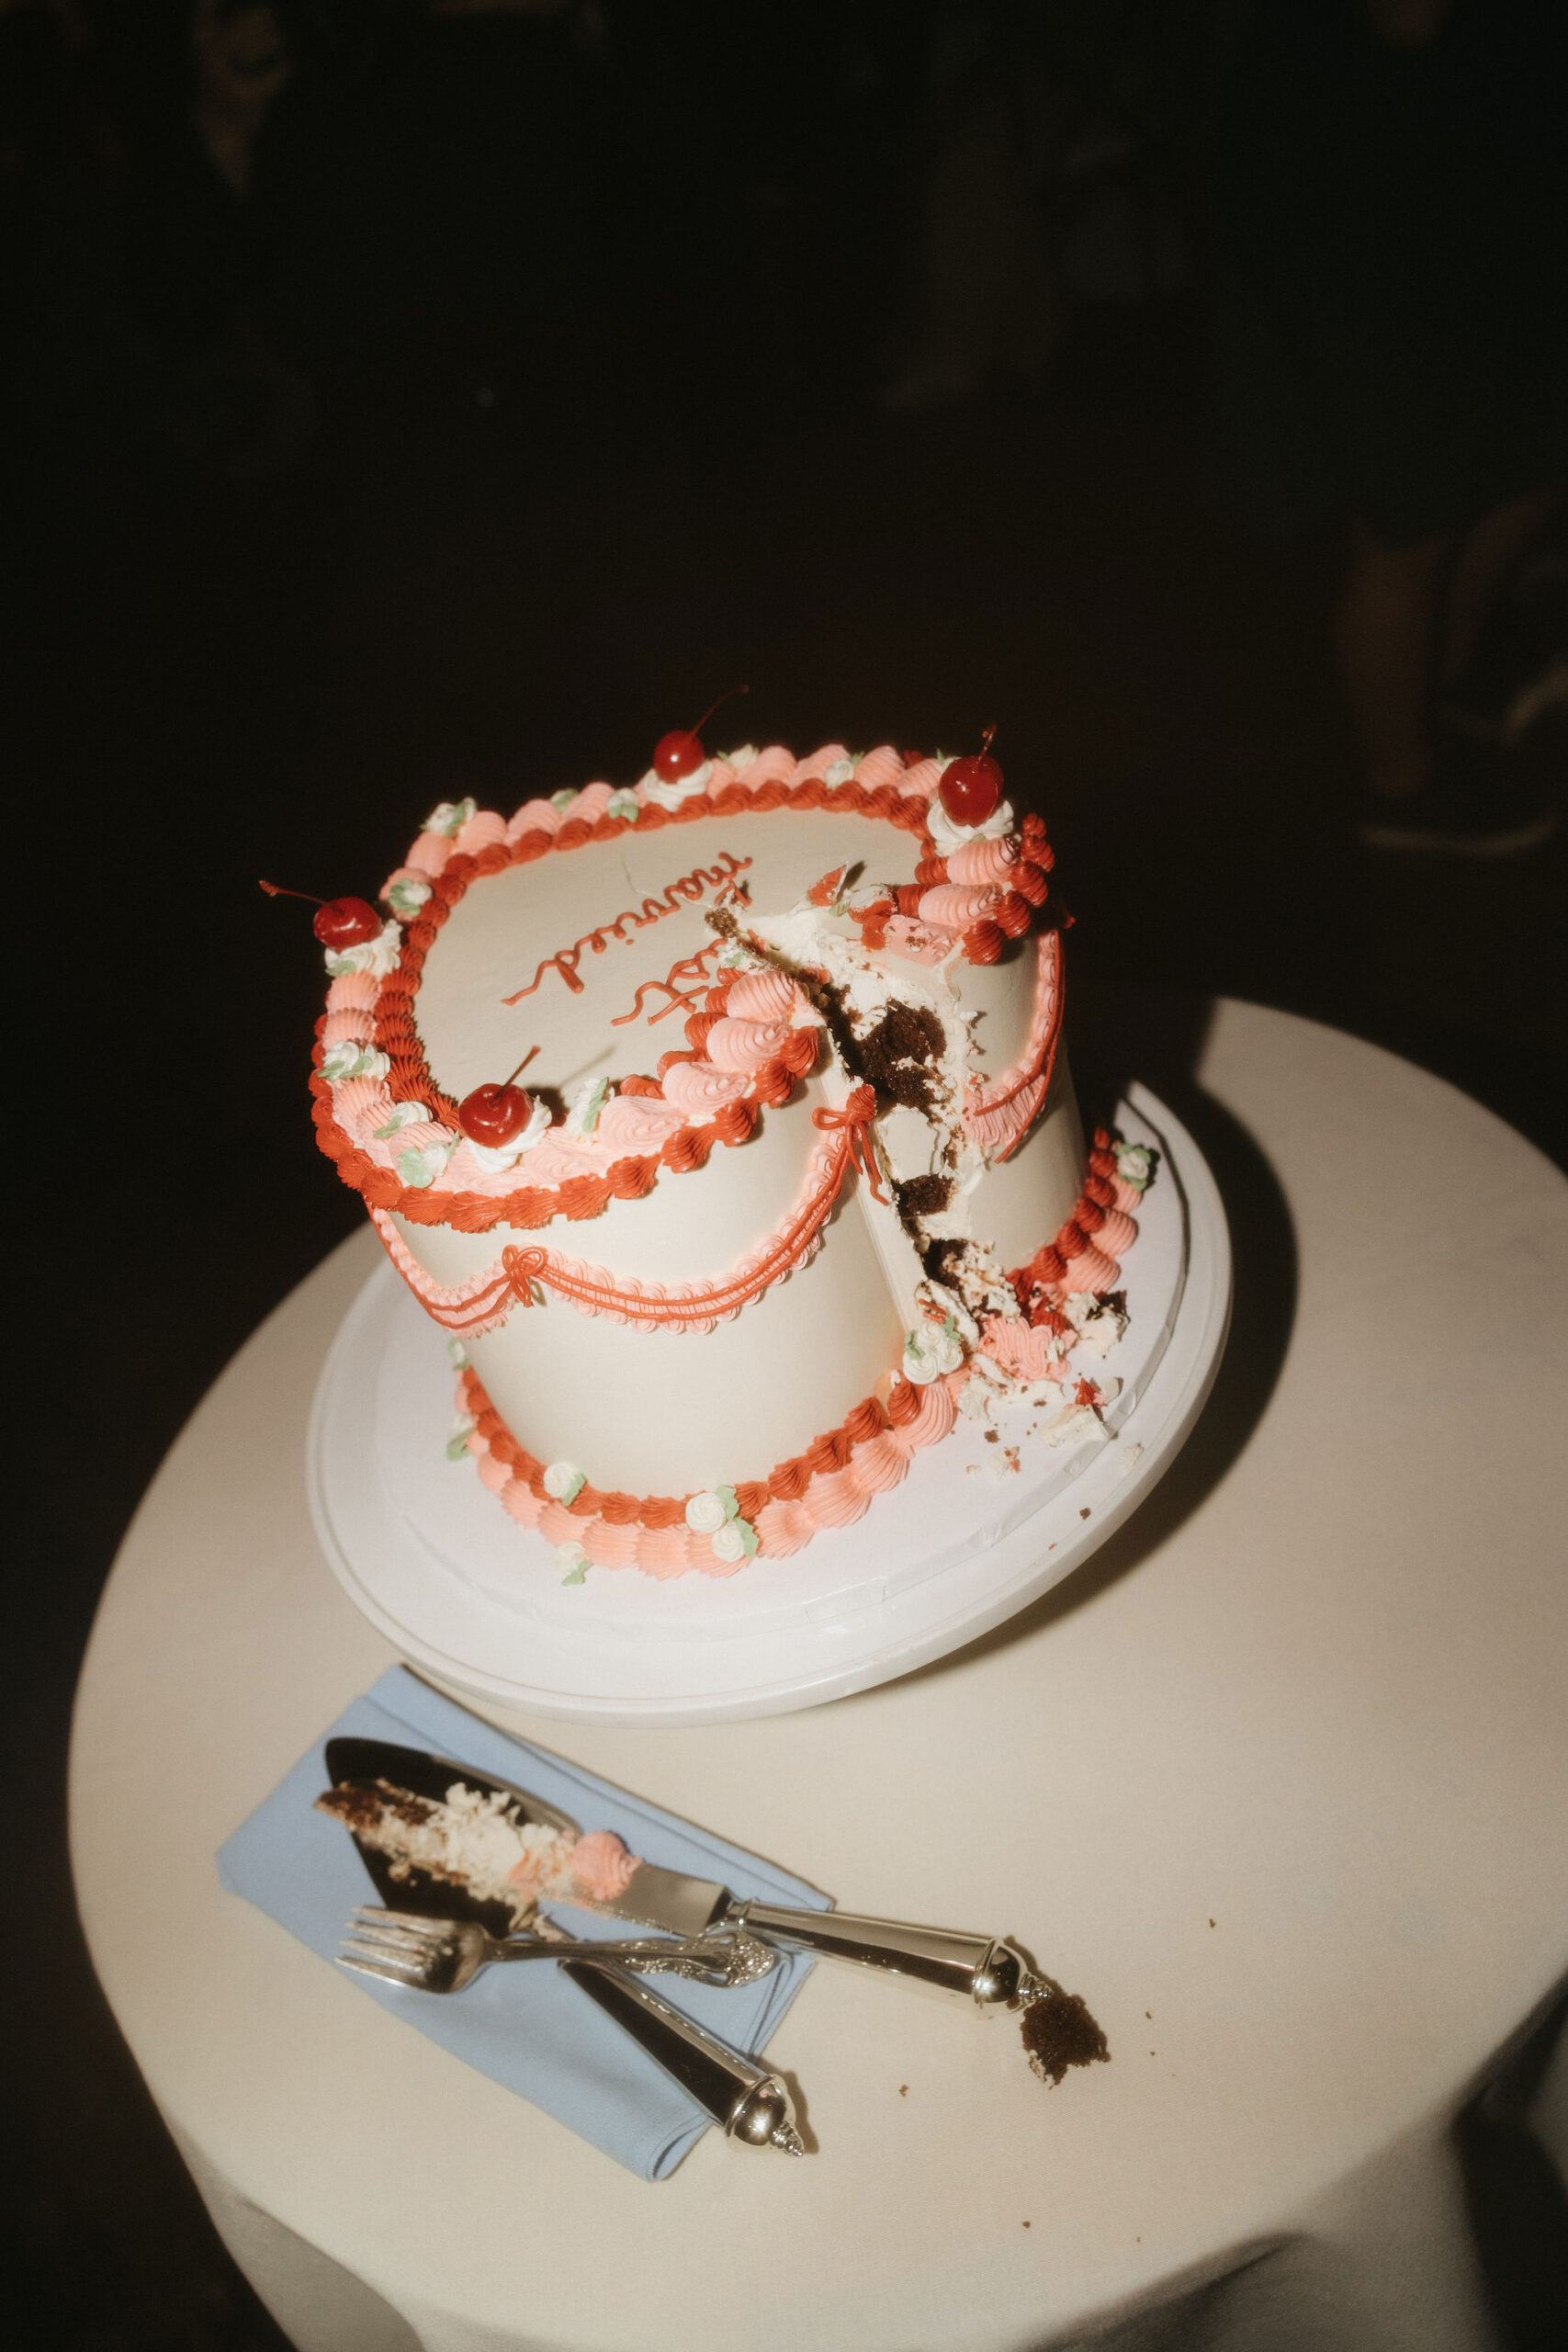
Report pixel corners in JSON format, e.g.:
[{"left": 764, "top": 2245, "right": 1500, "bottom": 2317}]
[
  {"left": 610, "top": 938, "right": 727, "bottom": 1028},
  {"left": 502, "top": 854, "right": 751, "bottom": 1002}
]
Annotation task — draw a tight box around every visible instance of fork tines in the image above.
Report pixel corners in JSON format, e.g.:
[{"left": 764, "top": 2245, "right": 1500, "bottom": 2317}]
[
  {"left": 351, "top": 1905, "right": 452, "bottom": 1935},
  {"left": 344, "top": 1915, "right": 449, "bottom": 1953},
  {"left": 337, "top": 1908, "right": 457, "bottom": 1985},
  {"left": 336, "top": 1946, "right": 427, "bottom": 1987}
]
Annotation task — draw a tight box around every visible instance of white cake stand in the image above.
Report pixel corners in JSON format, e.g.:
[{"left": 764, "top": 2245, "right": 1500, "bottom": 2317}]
[{"left": 307, "top": 1083, "right": 1230, "bottom": 1725}]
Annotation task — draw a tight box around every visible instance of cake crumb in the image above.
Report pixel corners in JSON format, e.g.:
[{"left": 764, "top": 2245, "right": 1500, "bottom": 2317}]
[
  {"left": 1078, "top": 1506, "right": 1091, "bottom": 1520},
  {"left": 1022, "top": 2220, "right": 1031, "bottom": 2229},
  {"left": 1019, "top": 1984, "right": 1111, "bottom": 2086},
  {"left": 898, "top": 2084, "right": 908, "bottom": 2098}
]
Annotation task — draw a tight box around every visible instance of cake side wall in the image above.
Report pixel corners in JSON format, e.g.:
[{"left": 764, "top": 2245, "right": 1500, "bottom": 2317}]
[
  {"left": 389, "top": 1091, "right": 816, "bottom": 1289},
  {"left": 976, "top": 1057, "right": 1086, "bottom": 1272},
  {"left": 462, "top": 1182, "right": 908, "bottom": 1495}
]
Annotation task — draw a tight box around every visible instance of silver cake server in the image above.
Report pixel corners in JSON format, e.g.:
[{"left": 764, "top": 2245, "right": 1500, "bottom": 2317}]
[
  {"left": 324, "top": 1737, "right": 1046, "bottom": 2011},
  {"left": 321, "top": 1740, "right": 803, "bottom": 2154}
]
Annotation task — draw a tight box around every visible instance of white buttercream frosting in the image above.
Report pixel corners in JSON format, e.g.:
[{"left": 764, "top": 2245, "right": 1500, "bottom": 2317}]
[
  {"left": 373, "top": 1100, "right": 434, "bottom": 1137},
  {"left": 904, "top": 1318, "right": 965, "bottom": 1384},
  {"left": 639, "top": 761, "right": 714, "bottom": 811},
  {"left": 1115, "top": 1141, "right": 1154, "bottom": 1191},
  {"left": 398, "top": 1137, "right": 457, "bottom": 1189},
  {"left": 465, "top": 1096, "right": 552, "bottom": 1173},
  {"left": 321, "top": 1039, "right": 390, "bottom": 1084},
  {"left": 423, "top": 797, "right": 477, "bottom": 839},
  {"left": 324, "top": 919, "right": 403, "bottom": 980},
  {"left": 386, "top": 874, "right": 432, "bottom": 917},
  {"left": 925, "top": 795, "right": 1016, "bottom": 858},
  {"left": 563, "top": 1076, "right": 610, "bottom": 1139}
]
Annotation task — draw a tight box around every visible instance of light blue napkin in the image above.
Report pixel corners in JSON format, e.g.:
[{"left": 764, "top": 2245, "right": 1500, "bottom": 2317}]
[{"left": 217, "top": 1667, "right": 828, "bottom": 2180}]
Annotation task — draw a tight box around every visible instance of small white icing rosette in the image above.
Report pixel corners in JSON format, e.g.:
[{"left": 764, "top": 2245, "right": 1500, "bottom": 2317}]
[
  {"left": 323, "top": 918, "right": 403, "bottom": 980},
  {"left": 423, "top": 797, "right": 476, "bottom": 839},
  {"left": 556, "top": 1539, "right": 591, "bottom": 1587},
  {"left": 684, "top": 1485, "right": 759, "bottom": 1565},
  {"left": 902, "top": 1316, "right": 965, "bottom": 1385},
  {"left": 383, "top": 870, "right": 433, "bottom": 919},
  {"left": 1115, "top": 1141, "right": 1155, "bottom": 1191}
]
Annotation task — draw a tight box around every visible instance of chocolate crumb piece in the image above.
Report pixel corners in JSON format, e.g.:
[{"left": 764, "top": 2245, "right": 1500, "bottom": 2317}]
[
  {"left": 895, "top": 1172, "right": 953, "bottom": 1221},
  {"left": 985, "top": 1428, "right": 998, "bottom": 1444},
  {"left": 898, "top": 2085, "right": 908, "bottom": 2098},
  {"left": 1022, "top": 2220, "right": 1032, "bottom": 2229},
  {"left": 1020, "top": 1985, "right": 1111, "bottom": 2086},
  {"left": 855, "top": 1001, "right": 946, "bottom": 1113},
  {"left": 315, "top": 1779, "right": 435, "bottom": 1835},
  {"left": 920, "top": 1236, "right": 967, "bottom": 1286},
  {"left": 1078, "top": 1507, "right": 1091, "bottom": 1520}
]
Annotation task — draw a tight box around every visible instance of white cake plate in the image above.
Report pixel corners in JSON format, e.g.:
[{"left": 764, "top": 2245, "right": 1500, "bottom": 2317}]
[{"left": 308, "top": 1084, "right": 1230, "bottom": 1725}]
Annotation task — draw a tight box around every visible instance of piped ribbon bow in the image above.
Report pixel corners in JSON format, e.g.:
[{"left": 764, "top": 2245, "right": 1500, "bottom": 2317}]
[
  {"left": 812, "top": 1085, "right": 887, "bottom": 1204},
  {"left": 502, "top": 1244, "right": 548, "bottom": 1306}
]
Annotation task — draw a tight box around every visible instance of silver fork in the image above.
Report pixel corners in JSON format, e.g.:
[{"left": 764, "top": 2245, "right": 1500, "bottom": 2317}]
[
  {"left": 338, "top": 1906, "right": 777, "bottom": 1994},
  {"left": 337, "top": 1907, "right": 803, "bottom": 2154}
]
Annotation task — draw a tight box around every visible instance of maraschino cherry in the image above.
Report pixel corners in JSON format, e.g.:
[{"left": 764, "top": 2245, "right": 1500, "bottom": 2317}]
[
  {"left": 937, "top": 724, "right": 1004, "bottom": 828},
  {"left": 458, "top": 1048, "right": 540, "bottom": 1148},
  {"left": 259, "top": 879, "right": 382, "bottom": 949},
  {"left": 652, "top": 684, "right": 750, "bottom": 783}
]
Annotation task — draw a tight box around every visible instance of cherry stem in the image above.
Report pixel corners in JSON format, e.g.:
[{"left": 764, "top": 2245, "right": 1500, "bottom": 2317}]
[
  {"left": 258, "top": 879, "right": 326, "bottom": 907},
  {"left": 687, "top": 683, "right": 750, "bottom": 737},
  {"left": 502, "top": 1046, "right": 540, "bottom": 1087},
  {"left": 979, "top": 723, "right": 998, "bottom": 757}
]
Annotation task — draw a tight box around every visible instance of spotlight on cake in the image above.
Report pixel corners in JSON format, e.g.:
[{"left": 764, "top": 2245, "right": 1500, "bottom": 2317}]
[{"left": 294, "top": 730, "right": 1158, "bottom": 1584}]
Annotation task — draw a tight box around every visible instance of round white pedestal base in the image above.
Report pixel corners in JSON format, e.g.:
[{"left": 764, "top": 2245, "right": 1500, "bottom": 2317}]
[{"left": 308, "top": 1083, "right": 1230, "bottom": 1724}]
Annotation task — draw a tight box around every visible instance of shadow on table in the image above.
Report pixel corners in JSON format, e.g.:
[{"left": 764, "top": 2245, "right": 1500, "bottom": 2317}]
[
  {"left": 1459, "top": 1985, "right": 1568, "bottom": 2352},
  {"left": 904, "top": 989, "right": 1298, "bottom": 1681}
]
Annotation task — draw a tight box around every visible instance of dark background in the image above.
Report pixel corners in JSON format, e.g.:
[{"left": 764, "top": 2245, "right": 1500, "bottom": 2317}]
[{"left": 6, "top": 3, "right": 1565, "bottom": 2344}]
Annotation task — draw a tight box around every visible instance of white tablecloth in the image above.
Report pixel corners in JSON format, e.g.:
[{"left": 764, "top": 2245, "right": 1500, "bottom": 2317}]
[{"left": 70, "top": 1002, "right": 1568, "bottom": 2352}]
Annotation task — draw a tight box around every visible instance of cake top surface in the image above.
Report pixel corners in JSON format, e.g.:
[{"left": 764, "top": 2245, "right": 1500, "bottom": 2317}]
[{"left": 310, "top": 740, "right": 1058, "bottom": 1235}]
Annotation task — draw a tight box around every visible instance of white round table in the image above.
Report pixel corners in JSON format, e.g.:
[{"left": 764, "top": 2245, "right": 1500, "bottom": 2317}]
[{"left": 71, "top": 1003, "right": 1568, "bottom": 2352}]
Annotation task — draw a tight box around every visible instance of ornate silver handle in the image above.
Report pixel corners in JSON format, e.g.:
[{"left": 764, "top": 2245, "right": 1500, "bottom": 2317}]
[
  {"left": 736, "top": 1903, "right": 1042, "bottom": 2008},
  {"left": 560, "top": 1961, "right": 805, "bottom": 2154}
]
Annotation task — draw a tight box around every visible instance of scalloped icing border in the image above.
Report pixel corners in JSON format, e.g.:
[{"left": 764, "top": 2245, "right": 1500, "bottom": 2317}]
[
  {"left": 310, "top": 748, "right": 1062, "bottom": 1238},
  {"left": 368, "top": 1104, "right": 874, "bottom": 1338},
  {"left": 448, "top": 1126, "right": 1150, "bottom": 1578}
]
